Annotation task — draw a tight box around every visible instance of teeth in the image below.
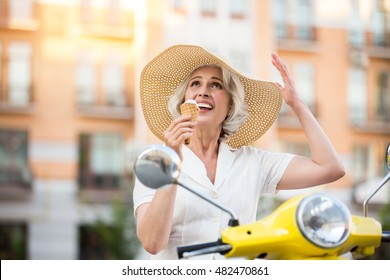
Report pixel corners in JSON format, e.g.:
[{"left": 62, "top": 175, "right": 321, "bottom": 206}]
[{"left": 198, "top": 103, "right": 212, "bottom": 109}]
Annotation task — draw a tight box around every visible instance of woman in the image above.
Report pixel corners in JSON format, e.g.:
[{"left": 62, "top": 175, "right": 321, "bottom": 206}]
[{"left": 133, "top": 45, "right": 345, "bottom": 259}]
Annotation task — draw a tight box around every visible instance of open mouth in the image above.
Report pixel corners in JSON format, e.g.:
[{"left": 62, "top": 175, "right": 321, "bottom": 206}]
[{"left": 198, "top": 103, "right": 213, "bottom": 111}]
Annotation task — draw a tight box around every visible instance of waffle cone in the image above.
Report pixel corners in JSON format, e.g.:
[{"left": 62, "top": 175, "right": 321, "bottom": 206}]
[
  {"left": 180, "top": 103, "right": 199, "bottom": 121},
  {"left": 180, "top": 103, "right": 199, "bottom": 144}
]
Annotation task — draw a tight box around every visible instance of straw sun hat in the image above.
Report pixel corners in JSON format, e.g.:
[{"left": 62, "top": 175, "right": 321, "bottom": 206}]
[{"left": 140, "top": 44, "right": 283, "bottom": 148}]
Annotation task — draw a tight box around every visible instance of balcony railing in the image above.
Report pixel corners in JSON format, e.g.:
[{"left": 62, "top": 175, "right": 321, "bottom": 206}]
[{"left": 0, "top": 166, "right": 33, "bottom": 200}]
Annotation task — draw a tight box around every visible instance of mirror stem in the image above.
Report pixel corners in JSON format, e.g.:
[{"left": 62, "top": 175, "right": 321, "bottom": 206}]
[
  {"left": 363, "top": 172, "right": 390, "bottom": 217},
  {"left": 177, "top": 181, "right": 239, "bottom": 226}
]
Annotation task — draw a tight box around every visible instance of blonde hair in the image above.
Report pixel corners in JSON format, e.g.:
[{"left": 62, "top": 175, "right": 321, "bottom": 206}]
[{"left": 168, "top": 65, "right": 249, "bottom": 142}]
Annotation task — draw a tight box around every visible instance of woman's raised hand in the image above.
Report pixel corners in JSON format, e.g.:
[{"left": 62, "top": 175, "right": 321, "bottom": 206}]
[{"left": 271, "top": 52, "right": 301, "bottom": 108}]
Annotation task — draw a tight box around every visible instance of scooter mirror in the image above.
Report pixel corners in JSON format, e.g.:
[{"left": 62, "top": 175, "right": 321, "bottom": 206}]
[
  {"left": 134, "top": 144, "right": 181, "bottom": 189},
  {"left": 387, "top": 142, "right": 390, "bottom": 171}
]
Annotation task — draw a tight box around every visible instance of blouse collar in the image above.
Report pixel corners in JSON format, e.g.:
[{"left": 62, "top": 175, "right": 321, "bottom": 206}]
[{"left": 181, "top": 142, "right": 237, "bottom": 190}]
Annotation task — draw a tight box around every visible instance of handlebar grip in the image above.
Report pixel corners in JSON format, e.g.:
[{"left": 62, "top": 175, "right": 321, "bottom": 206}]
[
  {"left": 382, "top": 231, "right": 390, "bottom": 242},
  {"left": 177, "top": 240, "right": 229, "bottom": 259}
]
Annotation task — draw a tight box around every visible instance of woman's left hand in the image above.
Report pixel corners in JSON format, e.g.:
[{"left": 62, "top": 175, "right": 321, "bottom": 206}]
[{"left": 271, "top": 52, "right": 301, "bottom": 108}]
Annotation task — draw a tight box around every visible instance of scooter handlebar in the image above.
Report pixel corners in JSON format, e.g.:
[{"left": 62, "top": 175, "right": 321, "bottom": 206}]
[
  {"left": 177, "top": 239, "right": 232, "bottom": 259},
  {"left": 382, "top": 231, "right": 390, "bottom": 242}
]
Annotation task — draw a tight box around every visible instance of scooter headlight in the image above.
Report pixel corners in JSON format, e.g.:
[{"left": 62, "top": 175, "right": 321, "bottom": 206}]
[{"left": 296, "top": 194, "right": 351, "bottom": 248}]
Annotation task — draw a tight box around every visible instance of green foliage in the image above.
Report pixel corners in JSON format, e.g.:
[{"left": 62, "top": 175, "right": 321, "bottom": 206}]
[
  {"left": 256, "top": 194, "right": 282, "bottom": 220},
  {"left": 375, "top": 183, "right": 390, "bottom": 259},
  {"left": 87, "top": 199, "right": 140, "bottom": 260},
  {"left": 0, "top": 224, "right": 26, "bottom": 260},
  {"left": 379, "top": 198, "right": 390, "bottom": 231}
]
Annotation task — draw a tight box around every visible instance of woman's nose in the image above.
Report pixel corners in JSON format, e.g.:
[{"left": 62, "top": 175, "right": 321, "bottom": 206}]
[{"left": 197, "top": 91, "right": 209, "bottom": 97}]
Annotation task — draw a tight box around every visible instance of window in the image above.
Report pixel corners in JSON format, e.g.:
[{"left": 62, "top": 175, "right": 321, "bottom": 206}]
[
  {"left": 278, "top": 62, "right": 316, "bottom": 118},
  {"left": 76, "top": 50, "right": 128, "bottom": 108},
  {"left": 352, "top": 144, "right": 371, "bottom": 182},
  {"left": 78, "top": 0, "right": 134, "bottom": 41},
  {"left": 0, "top": 0, "right": 37, "bottom": 30},
  {"left": 200, "top": 0, "right": 217, "bottom": 17},
  {"left": 348, "top": 0, "right": 365, "bottom": 47},
  {"left": 9, "top": 0, "right": 34, "bottom": 22},
  {"left": 372, "top": 0, "right": 389, "bottom": 46},
  {"left": 229, "top": 0, "right": 247, "bottom": 19},
  {"left": 103, "top": 53, "right": 126, "bottom": 106},
  {"left": 81, "top": 0, "right": 121, "bottom": 24},
  {"left": 376, "top": 71, "right": 389, "bottom": 122},
  {"left": 172, "top": 0, "right": 186, "bottom": 13},
  {"left": 272, "top": 0, "right": 288, "bottom": 39},
  {"left": 107, "top": 0, "right": 121, "bottom": 24},
  {"left": 295, "top": 62, "right": 315, "bottom": 113},
  {"left": 7, "top": 42, "right": 32, "bottom": 107},
  {"left": 273, "top": 0, "right": 315, "bottom": 41},
  {"left": 0, "top": 129, "right": 31, "bottom": 189},
  {"left": 352, "top": 143, "right": 385, "bottom": 184},
  {"left": 76, "top": 52, "right": 97, "bottom": 105},
  {"left": 79, "top": 133, "right": 124, "bottom": 189},
  {"left": 348, "top": 67, "right": 367, "bottom": 124},
  {"left": 80, "top": 0, "right": 92, "bottom": 22},
  {"left": 296, "top": 0, "right": 314, "bottom": 40},
  {"left": 0, "top": 222, "right": 27, "bottom": 260}
]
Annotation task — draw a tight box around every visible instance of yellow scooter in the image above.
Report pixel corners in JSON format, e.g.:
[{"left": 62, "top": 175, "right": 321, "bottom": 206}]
[{"left": 134, "top": 143, "right": 390, "bottom": 260}]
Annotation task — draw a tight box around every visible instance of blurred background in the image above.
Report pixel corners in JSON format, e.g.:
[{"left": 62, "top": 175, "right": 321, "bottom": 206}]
[{"left": 0, "top": 0, "right": 389, "bottom": 260}]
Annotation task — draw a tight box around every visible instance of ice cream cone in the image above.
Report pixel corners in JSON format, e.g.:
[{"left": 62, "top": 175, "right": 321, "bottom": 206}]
[{"left": 180, "top": 100, "right": 199, "bottom": 144}]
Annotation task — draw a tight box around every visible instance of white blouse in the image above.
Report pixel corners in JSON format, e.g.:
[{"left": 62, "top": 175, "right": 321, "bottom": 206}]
[{"left": 133, "top": 143, "right": 294, "bottom": 259}]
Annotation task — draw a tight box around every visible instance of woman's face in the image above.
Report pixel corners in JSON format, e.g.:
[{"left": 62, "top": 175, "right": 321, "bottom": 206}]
[{"left": 184, "top": 66, "right": 231, "bottom": 128}]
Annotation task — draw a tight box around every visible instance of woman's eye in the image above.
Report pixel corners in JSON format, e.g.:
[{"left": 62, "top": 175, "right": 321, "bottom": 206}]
[
  {"left": 190, "top": 81, "right": 200, "bottom": 87},
  {"left": 212, "top": 83, "right": 222, "bottom": 89}
]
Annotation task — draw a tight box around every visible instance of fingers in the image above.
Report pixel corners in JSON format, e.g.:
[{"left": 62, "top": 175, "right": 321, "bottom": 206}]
[
  {"left": 271, "top": 52, "right": 287, "bottom": 71},
  {"left": 271, "top": 52, "right": 292, "bottom": 82},
  {"left": 164, "top": 115, "right": 197, "bottom": 150},
  {"left": 274, "top": 82, "right": 283, "bottom": 90}
]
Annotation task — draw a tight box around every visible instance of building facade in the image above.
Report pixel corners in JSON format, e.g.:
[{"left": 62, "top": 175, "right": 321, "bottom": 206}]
[
  {"left": 0, "top": 0, "right": 139, "bottom": 259},
  {"left": 0, "top": 0, "right": 389, "bottom": 259}
]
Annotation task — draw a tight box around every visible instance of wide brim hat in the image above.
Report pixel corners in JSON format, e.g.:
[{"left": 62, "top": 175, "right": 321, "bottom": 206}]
[{"left": 140, "top": 44, "right": 282, "bottom": 148}]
